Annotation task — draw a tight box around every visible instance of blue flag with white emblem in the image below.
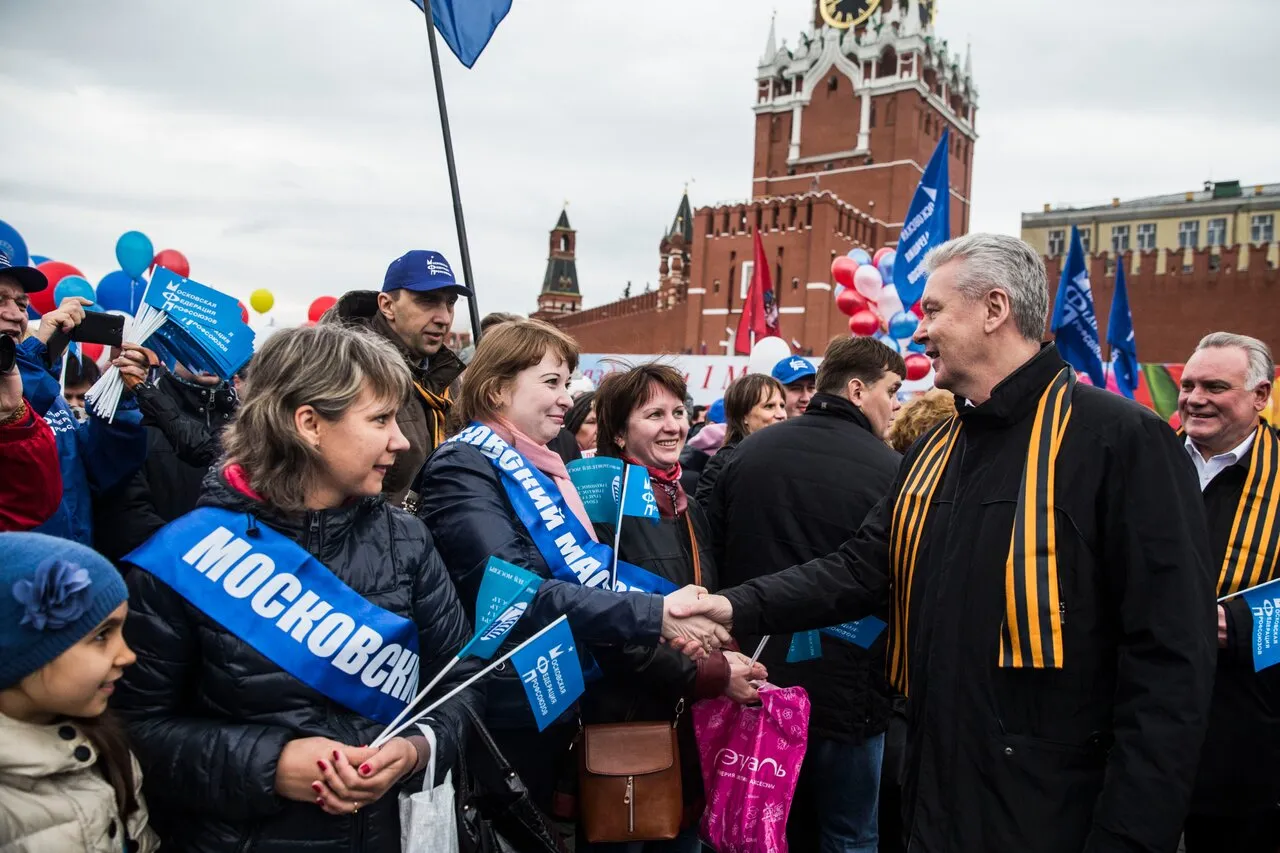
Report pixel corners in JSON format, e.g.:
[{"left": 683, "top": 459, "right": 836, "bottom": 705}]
[
  {"left": 1242, "top": 579, "right": 1280, "bottom": 672},
  {"left": 461, "top": 558, "right": 541, "bottom": 660},
  {"left": 567, "top": 458, "right": 660, "bottom": 526},
  {"left": 411, "top": 0, "right": 512, "bottom": 68},
  {"left": 894, "top": 129, "right": 951, "bottom": 311},
  {"left": 1050, "top": 225, "right": 1107, "bottom": 388},
  {"left": 1106, "top": 260, "right": 1139, "bottom": 399},
  {"left": 511, "top": 616, "right": 585, "bottom": 731}
]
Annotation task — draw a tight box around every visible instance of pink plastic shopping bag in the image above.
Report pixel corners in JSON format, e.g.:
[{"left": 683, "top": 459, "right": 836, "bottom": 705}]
[{"left": 694, "top": 685, "right": 810, "bottom": 853}]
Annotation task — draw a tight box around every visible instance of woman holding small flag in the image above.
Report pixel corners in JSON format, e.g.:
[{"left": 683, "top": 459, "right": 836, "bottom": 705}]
[
  {"left": 580, "top": 363, "right": 767, "bottom": 852},
  {"left": 414, "top": 319, "right": 731, "bottom": 814},
  {"left": 113, "top": 324, "right": 481, "bottom": 853}
]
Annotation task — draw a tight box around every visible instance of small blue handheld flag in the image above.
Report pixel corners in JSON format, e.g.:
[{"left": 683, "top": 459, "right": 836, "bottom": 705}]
[
  {"left": 511, "top": 617, "right": 585, "bottom": 731},
  {"left": 461, "top": 557, "right": 541, "bottom": 660},
  {"left": 568, "top": 458, "right": 660, "bottom": 526},
  {"left": 411, "top": 0, "right": 512, "bottom": 68},
  {"left": 1107, "top": 260, "right": 1139, "bottom": 399},
  {"left": 821, "top": 616, "right": 888, "bottom": 649},
  {"left": 1242, "top": 580, "right": 1280, "bottom": 672},
  {"left": 620, "top": 464, "right": 661, "bottom": 525},
  {"left": 894, "top": 129, "right": 951, "bottom": 311},
  {"left": 1050, "top": 226, "right": 1107, "bottom": 389},
  {"left": 785, "top": 630, "right": 822, "bottom": 663}
]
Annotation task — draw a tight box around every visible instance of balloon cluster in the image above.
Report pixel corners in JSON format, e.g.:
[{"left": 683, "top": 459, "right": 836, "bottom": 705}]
[{"left": 831, "top": 246, "right": 930, "bottom": 381}]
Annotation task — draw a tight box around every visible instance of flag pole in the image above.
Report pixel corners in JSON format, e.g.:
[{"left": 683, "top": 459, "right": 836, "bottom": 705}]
[{"left": 419, "top": 0, "right": 485, "bottom": 344}]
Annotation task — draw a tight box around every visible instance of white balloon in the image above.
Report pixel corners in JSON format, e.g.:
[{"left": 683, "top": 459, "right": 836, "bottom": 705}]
[
  {"left": 876, "top": 284, "right": 905, "bottom": 321},
  {"left": 747, "top": 336, "right": 793, "bottom": 375},
  {"left": 853, "top": 265, "right": 883, "bottom": 301}
]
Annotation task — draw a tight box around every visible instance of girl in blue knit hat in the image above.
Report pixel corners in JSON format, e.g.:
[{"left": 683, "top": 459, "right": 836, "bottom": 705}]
[{"left": 0, "top": 532, "right": 158, "bottom": 853}]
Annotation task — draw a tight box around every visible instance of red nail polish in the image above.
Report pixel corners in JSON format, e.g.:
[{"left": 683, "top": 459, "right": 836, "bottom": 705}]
[
  {"left": 332, "top": 750, "right": 341, "bottom": 762},
  {"left": 316, "top": 797, "right": 324, "bottom": 805},
  {"left": 311, "top": 782, "right": 322, "bottom": 793},
  {"left": 317, "top": 760, "right": 327, "bottom": 772},
  {"left": 360, "top": 763, "right": 371, "bottom": 775}
]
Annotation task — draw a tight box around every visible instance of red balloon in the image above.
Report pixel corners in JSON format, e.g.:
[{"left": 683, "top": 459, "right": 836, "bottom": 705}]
[
  {"left": 904, "top": 353, "right": 932, "bottom": 381},
  {"left": 31, "top": 261, "right": 85, "bottom": 314},
  {"left": 79, "top": 342, "right": 104, "bottom": 363},
  {"left": 308, "top": 296, "right": 337, "bottom": 323},
  {"left": 848, "top": 309, "right": 879, "bottom": 337},
  {"left": 831, "top": 256, "right": 859, "bottom": 288},
  {"left": 873, "top": 247, "right": 894, "bottom": 265},
  {"left": 836, "top": 287, "right": 869, "bottom": 317},
  {"left": 239, "top": 301, "right": 249, "bottom": 324},
  {"left": 909, "top": 300, "right": 923, "bottom": 317},
  {"left": 151, "top": 249, "right": 190, "bottom": 278}
]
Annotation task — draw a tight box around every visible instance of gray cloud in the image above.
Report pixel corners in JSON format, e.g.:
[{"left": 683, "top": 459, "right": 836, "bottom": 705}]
[{"left": 1, "top": 0, "right": 1275, "bottom": 329}]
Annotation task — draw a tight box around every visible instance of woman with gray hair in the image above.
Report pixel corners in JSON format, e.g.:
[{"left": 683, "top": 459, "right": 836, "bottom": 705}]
[{"left": 113, "top": 323, "right": 481, "bottom": 853}]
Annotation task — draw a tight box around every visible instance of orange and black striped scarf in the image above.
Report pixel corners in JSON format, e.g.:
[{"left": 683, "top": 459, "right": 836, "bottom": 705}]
[
  {"left": 887, "top": 366, "right": 1075, "bottom": 695},
  {"left": 1215, "top": 421, "right": 1280, "bottom": 597},
  {"left": 414, "top": 382, "right": 453, "bottom": 449}
]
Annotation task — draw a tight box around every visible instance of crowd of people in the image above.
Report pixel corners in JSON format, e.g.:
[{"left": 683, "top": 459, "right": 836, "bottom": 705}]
[{"left": 1, "top": 234, "right": 1277, "bottom": 853}]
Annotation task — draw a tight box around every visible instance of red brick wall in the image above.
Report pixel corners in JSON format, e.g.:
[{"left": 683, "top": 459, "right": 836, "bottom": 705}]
[
  {"left": 547, "top": 290, "right": 692, "bottom": 354},
  {"left": 1045, "top": 244, "right": 1280, "bottom": 363}
]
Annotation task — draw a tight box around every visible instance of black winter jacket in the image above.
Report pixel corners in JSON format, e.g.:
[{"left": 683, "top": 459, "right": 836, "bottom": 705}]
[
  {"left": 94, "top": 374, "right": 236, "bottom": 562},
  {"left": 722, "top": 346, "right": 1217, "bottom": 853},
  {"left": 707, "top": 394, "right": 898, "bottom": 743},
  {"left": 113, "top": 467, "right": 482, "bottom": 853},
  {"left": 692, "top": 439, "right": 737, "bottom": 508},
  {"left": 1191, "top": 427, "right": 1280, "bottom": 816},
  {"left": 414, "top": 441, "right": 666, "bottom": 733},
  {"left": 587, "top": 505, "right": 729, "bottom": 815}
]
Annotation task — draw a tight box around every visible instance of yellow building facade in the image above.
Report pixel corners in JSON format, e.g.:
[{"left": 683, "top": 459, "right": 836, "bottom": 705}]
[{"left": 1021, "top": 180, "right": 1279, "bottom": 273}]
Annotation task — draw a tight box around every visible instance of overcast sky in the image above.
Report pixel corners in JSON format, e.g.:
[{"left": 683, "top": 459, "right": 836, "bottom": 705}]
[{"left": 2, "top": 0, "right": 1276, "bottom": 331}]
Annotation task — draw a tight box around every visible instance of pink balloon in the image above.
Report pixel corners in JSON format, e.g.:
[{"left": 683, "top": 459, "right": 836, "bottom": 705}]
[
  {"left": 853, "top": 264, "right": 883, "bottom": 301},
  {"left": 873, "top": 247, "right": 894, "bottom": 265}
]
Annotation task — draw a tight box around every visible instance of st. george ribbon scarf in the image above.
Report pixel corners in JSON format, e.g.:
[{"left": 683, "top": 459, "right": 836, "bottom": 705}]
[
  {"left": 126, "top": 507, "right": 422, "bottom": 725},
  {"left": 888, "top": 366, "right": 1076, "bottom": 695},
  {"left": 1217, "top": 421, "right": 1280, "bottom": 597},
  {"left": 448, "top": 424, "right": 677, "bottom": 595}
]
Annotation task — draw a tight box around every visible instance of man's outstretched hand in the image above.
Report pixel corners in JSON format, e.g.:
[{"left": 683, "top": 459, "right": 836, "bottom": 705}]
[
  {"left": 662, "top": 585, "right": 733, "bottom": 660},
  {"left": 665, "top": 593, "right": 735, "bottom": 657}
]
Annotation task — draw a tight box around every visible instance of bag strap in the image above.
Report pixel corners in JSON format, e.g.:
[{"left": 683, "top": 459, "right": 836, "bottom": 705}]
[
  {"left": 685, "top": 513, "right": 702, "bottom": 587},
  {"left": 461, "top": 702, "right": 517, "bottom": 777},
  {"left": 415, "top": 721, "right": 439, "bottom": 794}
]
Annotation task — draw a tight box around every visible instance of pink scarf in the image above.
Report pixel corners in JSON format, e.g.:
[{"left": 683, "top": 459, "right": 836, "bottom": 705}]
[{"left": 488, "top": 419, "right": 598, "bottom": 542}]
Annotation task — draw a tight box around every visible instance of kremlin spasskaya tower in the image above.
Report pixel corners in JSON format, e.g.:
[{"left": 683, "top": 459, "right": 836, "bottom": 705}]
[{"left": 537, "top": 0, "right": 978, "bottom": 355}]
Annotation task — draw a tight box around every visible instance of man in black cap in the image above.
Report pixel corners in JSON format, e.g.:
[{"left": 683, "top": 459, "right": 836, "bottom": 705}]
[{"left": 328, "top": 249, "right": 470, "bottom": 506}]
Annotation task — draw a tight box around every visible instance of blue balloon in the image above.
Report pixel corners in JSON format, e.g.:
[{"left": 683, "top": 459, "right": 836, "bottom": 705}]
[
  {"left": 97, "top": 270, "right": 146, "bottom": 314},
  {"left": 888, "top": 310, "right": 919, "bottom": 339},
  {"left": 848, "top": 247, "right": 873, "bottom": 266},
  {"left": 115, "top": 231, "right": 154, "bottom": 278},
  {"left": 53, "top": 275, "right": 96, "bottom": 306},
  {"left": 0, "top": 219, "right": 29, "bottom": 266},
  {"left": 26, "top": 304, "right": 41, "bottom": 321},
  {"left": 908, "top": 339, "right": 927, "bottom": 354},
  {"left": 29, "top": 255, "right": 50, "bottom": 266},
  {"left": 834, "top": 282, "right": 846, "bottom": 297},
  {"left": 877, "top": 253, "right": 896, "bottom": 283}
]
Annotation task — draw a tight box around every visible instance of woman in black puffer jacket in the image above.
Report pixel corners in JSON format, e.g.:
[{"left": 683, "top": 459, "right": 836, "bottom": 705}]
[{"left": 113, "top": 325, "right": 481, "bottom": 853}]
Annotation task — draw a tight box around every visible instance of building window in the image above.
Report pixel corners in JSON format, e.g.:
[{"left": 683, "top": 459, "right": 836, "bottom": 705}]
[
  {"left": 1079, "top": 229, "right": 1091, "bottom": 255},
  {"left": 1111, "top": 225, "right": 1130, "bottom": 254},
  {"left": 1178, "top": 220, "right": 1200, "bottom": 249},
  {"left": 792, "top": 277, "right": 800, "bottom": 291},
  {"left": 1252, "top": 214, "right": 1275, "bottom": 243},
  {"left": 1047, "top": 229, "right": 1065, "bottom": 257},
  {"left": 1136, "top": 222, "right": 1157, "bottom": 251},
  {"left": 713, "top": 279, "right": 721, "bottom": 294},
  {"left": 740, "top": 261, "right": 755, "bottom": 300},
  {"left": 1207, "top": 217, "right": 1228, "bottom": 247}
]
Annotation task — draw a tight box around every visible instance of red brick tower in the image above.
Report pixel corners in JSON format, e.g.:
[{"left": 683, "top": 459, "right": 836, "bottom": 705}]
[
  {"left": 532, "top": 208, "right": 582, "bottom": 319},
  {"left": 755, "top": 0, "right": 977, "bottom": 238}
]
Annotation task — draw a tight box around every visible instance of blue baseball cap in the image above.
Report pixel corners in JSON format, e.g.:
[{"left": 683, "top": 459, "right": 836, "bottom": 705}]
[
  {"left": 0, "top": 250, "right": 48, "bottom": 294},
  {"left": 707, "top": 398, "right": 725, "bottom": 424},
  {"left": 772, "top": 356, "right": 817, "bottom": 386},
  {"left": 382, "top": 250, "right": 472, "bottom": 297}
]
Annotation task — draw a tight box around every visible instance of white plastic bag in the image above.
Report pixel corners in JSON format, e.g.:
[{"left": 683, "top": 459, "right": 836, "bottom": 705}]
[{"left": 399, "top": 723, "right": 460, "bottom": 853}]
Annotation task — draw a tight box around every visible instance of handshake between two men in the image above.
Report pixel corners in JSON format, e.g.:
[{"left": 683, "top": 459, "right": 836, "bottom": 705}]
[{"left": 659, "top": 585, "right": 736, "bottom": 659}]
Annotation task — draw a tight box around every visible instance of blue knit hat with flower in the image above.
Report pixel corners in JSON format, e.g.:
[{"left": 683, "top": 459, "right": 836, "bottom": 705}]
[{"left": 0, "top": 532, "right": 128, "bottom": 689}]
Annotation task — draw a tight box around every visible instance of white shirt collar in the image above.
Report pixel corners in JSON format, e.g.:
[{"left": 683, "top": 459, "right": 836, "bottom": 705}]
[{"left": 1185, "top": 429, "right": 1257, "bottom": 491}]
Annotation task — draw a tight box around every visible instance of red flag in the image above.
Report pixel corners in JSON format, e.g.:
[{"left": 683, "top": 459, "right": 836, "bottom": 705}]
[{"left": 735, "top": 229, "right": 777, "bottom": 355}]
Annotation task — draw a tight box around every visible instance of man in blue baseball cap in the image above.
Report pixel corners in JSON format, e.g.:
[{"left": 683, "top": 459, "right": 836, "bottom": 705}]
[
  {"left": 327, "top": 250, "right": 471, "bottom": 507},
  {"left": 772, "top": 355, "right": 817, "bottom": 418}
]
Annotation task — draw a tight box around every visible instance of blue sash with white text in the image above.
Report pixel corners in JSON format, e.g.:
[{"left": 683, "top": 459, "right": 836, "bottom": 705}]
[
  {"left": 449, "top": 424, "right": 677, "bottom": 595},
  {"left": 126, "top": 507, "right": 421, "bottom": 725}
]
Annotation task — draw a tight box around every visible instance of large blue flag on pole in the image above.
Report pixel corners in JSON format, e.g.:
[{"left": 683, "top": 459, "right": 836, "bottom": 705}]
[
  {"left": 412, "top": 0, "right": 512, "bottom": 68},
  {"left": 1050, "top": 225, "right": 1107, "bottom": 388},
  {"left": 894, "top": 128, "right": 951, "bottom": 311},
  {"left": 1107, "top": 259, "right": 1139, "bottom": 399}
]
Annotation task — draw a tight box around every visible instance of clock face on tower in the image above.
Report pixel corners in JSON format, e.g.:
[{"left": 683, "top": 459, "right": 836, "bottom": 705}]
[{"left": 820, "top": 0, "right": 881, "bottom": 29}]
